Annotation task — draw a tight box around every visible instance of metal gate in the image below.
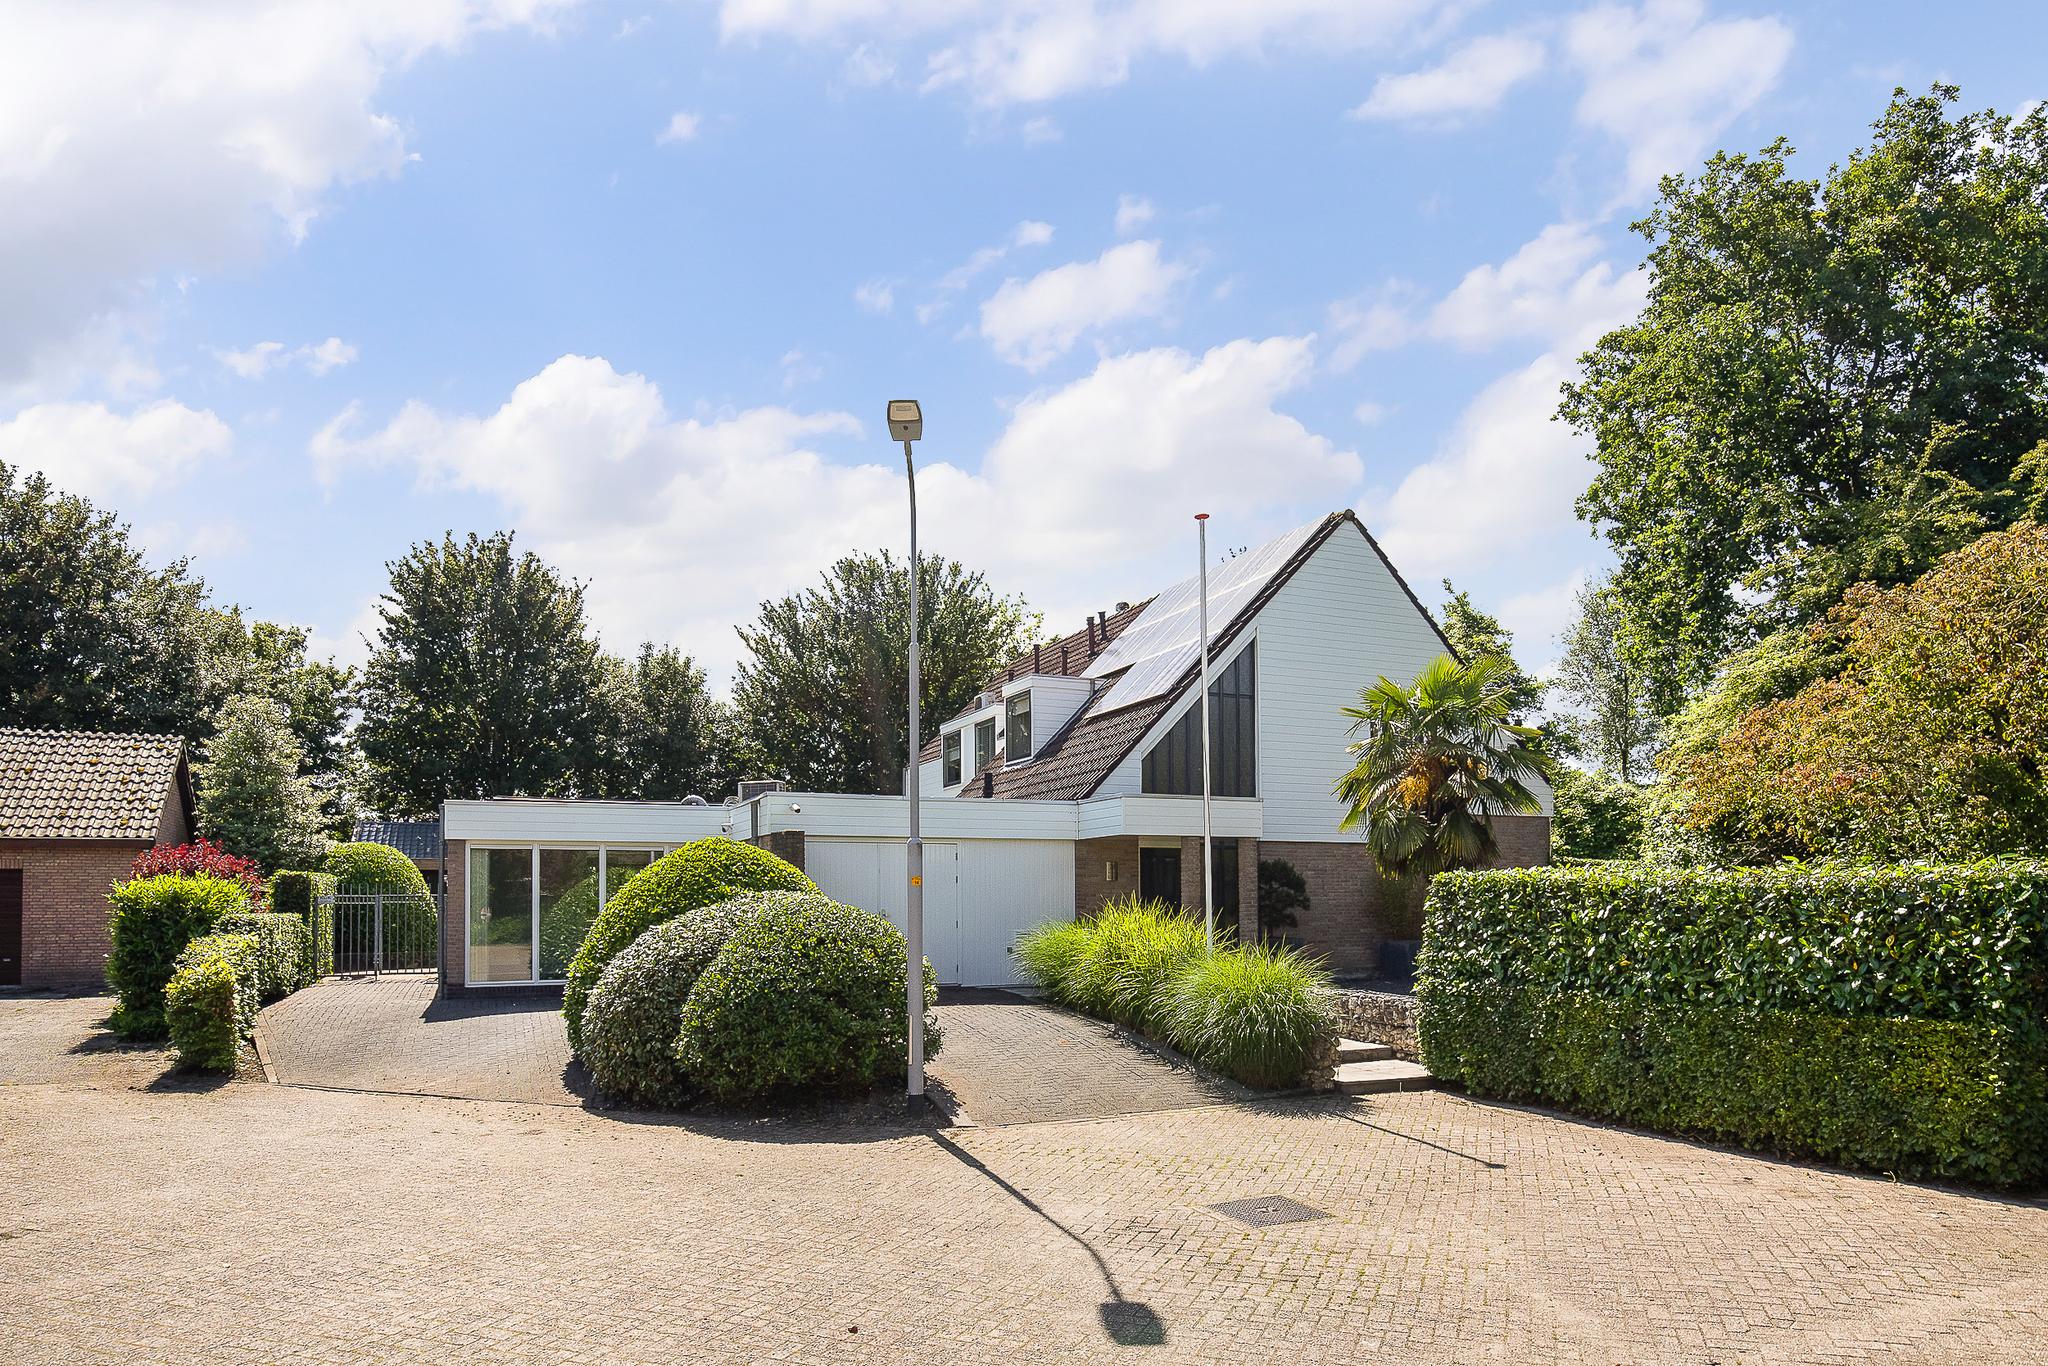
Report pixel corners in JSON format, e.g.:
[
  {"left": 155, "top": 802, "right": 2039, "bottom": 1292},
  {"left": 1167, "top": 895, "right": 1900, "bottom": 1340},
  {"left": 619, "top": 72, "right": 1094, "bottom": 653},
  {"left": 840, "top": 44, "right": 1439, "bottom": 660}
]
[{"left": 328, "top": 882, "right": 441, "bottom": 976}]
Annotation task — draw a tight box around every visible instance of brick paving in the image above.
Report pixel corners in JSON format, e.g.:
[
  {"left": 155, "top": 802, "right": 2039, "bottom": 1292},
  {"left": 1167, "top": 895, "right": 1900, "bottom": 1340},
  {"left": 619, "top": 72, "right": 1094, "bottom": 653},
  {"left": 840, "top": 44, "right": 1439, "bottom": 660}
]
[
  {"left": 928, "top": 988, "right": 1245, "bottom": 1125},
  {"left": 256, "top": 975, "right": 584, "bottom": 1107}
]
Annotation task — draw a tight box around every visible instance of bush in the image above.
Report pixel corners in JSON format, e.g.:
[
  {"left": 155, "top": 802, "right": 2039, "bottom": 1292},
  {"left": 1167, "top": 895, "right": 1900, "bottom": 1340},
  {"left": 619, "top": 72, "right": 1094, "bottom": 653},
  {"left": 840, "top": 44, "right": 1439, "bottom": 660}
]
[
  {"left": 1159, "top": 942, "right": 1333, "bottom": 1088},
  {"left": 106, "top": 874, "right": 253, "bottom": 1038},
  {"left": 674, "top": 893, "right": 940, "bottom": 1101},
  {"left": 267, "top": 870, "right": 336, "bottom": 977},
  {"left": 164, "top": 932, "right": 262, "bottom": 1072},
  {"left": 1016, "top": 898, "right": 1334, "bottom": 1089},
  {"left": 580, "top": 896, "right": 764, "bottom": 1108},
  {"left": 129, "top": 839, "right": 266, "bottom": 908},
  {"left": 563, "top": 838, "right": 814, "bottom": 1055},
  {"left": 539, "top": 874, "right": 601, "bottom": 982},
  {"left": 322, "top": 842, "right": 436, "bottom": 964},
  {"left": 1550, "top": 768, "right": 1646, "bottom": 861},
  {"left": 1256, "top": 858, "right": 1309, "bottom": 940},
  {"left": 215, "top": 911, "right": 311, "bottom": 1000},
  {"left": 1419, "top": 862, "right": 2048, "bottom": 1186}
]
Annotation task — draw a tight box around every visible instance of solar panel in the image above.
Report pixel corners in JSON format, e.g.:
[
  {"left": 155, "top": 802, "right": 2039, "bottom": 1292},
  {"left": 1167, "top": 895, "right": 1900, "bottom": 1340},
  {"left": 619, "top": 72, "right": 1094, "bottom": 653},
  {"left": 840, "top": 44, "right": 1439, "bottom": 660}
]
[{"left": 1085, "top": 515, "right": 1326, "bottom": 713}]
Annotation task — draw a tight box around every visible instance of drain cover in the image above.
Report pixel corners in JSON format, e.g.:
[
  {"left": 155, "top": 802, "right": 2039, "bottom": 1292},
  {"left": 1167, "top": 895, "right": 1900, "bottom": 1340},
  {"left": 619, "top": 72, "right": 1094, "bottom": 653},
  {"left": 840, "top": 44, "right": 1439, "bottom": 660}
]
[{"left": 1208, "top": 1195, "right": 1330, "bottom": 1227}]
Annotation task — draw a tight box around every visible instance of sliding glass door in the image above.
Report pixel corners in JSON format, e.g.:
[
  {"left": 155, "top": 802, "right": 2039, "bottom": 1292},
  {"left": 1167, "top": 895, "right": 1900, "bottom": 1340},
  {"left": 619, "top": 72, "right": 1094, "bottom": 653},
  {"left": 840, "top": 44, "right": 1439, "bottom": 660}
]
[
  {"left": 468, "top": 847, "right": 535, "bottom": 983},
  {"left": 468, "top": 846, "right": 666, "bottom": 985}
]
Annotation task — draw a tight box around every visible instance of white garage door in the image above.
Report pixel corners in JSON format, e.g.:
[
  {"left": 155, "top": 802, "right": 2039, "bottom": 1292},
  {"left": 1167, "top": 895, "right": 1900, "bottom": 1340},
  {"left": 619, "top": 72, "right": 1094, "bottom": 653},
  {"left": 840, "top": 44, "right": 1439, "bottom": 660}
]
[{"left": 802, "top": 838, "right": 1073, "bottom": 986}]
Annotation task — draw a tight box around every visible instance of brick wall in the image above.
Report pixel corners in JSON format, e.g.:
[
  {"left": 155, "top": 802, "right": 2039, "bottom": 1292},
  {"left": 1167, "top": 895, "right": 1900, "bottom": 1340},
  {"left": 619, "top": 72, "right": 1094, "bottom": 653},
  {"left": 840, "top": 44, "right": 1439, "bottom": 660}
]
[
  {"left": 1074, "top": 836, "right": 1139, "bottom": 917},
  {"left": 441, "top": 837, "right": 467, "bottom": 990},
  {"left": 747, "top": 831, "right": 807, "bottom": 874},
  {"left": 1484, "top": 814, "right": 1553, "bottom": 868},
  {"left": 0, "top": 839, "right": 151, "bottom": 987}
]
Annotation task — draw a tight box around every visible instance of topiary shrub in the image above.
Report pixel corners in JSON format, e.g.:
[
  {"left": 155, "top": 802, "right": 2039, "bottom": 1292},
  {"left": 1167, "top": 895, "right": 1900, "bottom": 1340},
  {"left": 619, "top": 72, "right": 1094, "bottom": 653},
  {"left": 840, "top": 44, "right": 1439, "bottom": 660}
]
[
  {"left": 564, "top": 838, "right": 814, "bottom": 1055},
  {"left": 165, "top": 931, "right": 262, "bottom": 1072},
  {"left": 580, "top": 895, "right": 773, "bottom": 1108},
  {"left": 267, "top": 870, "right": 336, "bottom": 978},
  {"left": 322, "top": 842, "right": 436, "bottom": 966},
  {"left": 673, "top": 893, "right": 940, "bottom": 1101},
  {"left": 1160, "top": 942, "right": 1333, "bottom": 1088},
  {"left": 215, "top": 911, "right": 311, "bottom": 1000},
  {"left": 106, "top": 874, "right": 253, "bottom": 1038}
]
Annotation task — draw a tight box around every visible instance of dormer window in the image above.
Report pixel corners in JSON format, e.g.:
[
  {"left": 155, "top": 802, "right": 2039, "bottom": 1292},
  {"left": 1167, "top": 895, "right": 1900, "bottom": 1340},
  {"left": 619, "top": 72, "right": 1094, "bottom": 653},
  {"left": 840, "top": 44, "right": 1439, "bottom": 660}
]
[
  {"left": 1005, "top": 692, "right": 1033, "bottom": 760},
  {"left": 975, "top": 717, "right": 998, "bottom": 770},
  {"left": 942, "top": 731, "right": 962, "bottom": 787}
]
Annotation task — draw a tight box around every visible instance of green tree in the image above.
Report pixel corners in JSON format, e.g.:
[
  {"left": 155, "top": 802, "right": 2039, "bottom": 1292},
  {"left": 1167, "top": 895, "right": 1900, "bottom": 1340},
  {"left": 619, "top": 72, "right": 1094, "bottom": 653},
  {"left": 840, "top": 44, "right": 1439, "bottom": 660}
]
[
  {"left": 731, "top": 551, "right": 1037, "bottom": 794},
  {"left": 1437, "top": 580, "right": 1543, "bottom": 717},
  {"left": 601, "top": 643, "right": 734, "bottom": 801},
  {"left": 0, "top": 461, "right": 209, "bottom": 734},
  {"left": 1550, "top": 767, "right": 1646, "bottom": 861},
  {"left": 356, "top": 531, "right": 612, "bottom": 813},
  {"left": 1552, "top": 579, "right": 1662, "bottom": 783},
  {"left": 1336, "top": 655, "right": 1549, "bottom": 931},
  {"left": 195, "top": 695, "right": 328, "bottom": 872},
  {"left": 1560, "top": 87, "right": 2048, "bottom": 712}
]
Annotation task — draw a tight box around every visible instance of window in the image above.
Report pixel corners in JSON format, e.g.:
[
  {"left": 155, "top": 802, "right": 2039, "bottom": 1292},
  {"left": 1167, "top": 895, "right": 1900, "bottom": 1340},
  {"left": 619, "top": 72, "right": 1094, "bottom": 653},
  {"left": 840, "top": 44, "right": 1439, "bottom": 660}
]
[
  {"left": 975, "top": 717, "right": 997, "bottom": 770},
  {"left": 1006, "top": 692, "right": 1033, "bottom": 760},
  {"left": 469, "top": 846, "right": 662, "bottom": 985},
  {"left": 468, "top": 847, "right": 533, "bottom": 984},
  {"left": 942, "top": 731, "right": 962, "bottom": 786},
  {"left": 1142, "top": 644, "right": 1256, "bottom": 797}
]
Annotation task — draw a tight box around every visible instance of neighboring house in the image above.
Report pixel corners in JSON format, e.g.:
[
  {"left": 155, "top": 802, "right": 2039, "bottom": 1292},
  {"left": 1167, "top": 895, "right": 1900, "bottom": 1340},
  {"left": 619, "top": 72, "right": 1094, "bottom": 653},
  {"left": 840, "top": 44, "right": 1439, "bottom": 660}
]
[
  {"left": 438, "top": 511, "right": 1549, "bottom": 994},
  {"left": 0, "top": 728, "right": 195, "bottom": 988},
  {"left": 351, "top": 817, "right": 444, "bottom": 891}
]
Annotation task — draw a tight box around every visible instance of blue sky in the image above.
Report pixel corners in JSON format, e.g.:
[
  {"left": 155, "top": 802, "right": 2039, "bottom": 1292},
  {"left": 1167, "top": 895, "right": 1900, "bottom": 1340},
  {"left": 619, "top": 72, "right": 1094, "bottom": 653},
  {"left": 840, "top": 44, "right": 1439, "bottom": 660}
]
[{"left": 4, "top": 0, "right": 2043, "bottom": 688}]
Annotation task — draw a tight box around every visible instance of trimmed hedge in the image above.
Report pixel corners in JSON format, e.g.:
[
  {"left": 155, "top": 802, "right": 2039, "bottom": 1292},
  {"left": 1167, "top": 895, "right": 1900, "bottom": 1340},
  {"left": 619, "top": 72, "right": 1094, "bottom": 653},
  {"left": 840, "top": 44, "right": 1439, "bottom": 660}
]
[
  {"left": 106, "top": 874, "right": 253, "bottom": 1038},
  {"left": 564, "top": 838, "right": 815, "bottom": 1055},
  {"left": 580, "top": 897, "right": 763, "bottom": 1108},
  {"left": 267, "top": 870, "right": 336, "bottom": 978},
  {"left": 216, "top": 912, "right": 311, "bottom": 1000},
  {"left": 1418, "top": 862, "right": 2048, "bottom": 1186},
  {"left": 165, "top": 931, "right": 263, "bottom": 1072},
  {"left": 674, "top": 893, "right": 940, "bottom": 1101},
  {"left": 322, "top": 843, "right": 435, "bottom": 963}
]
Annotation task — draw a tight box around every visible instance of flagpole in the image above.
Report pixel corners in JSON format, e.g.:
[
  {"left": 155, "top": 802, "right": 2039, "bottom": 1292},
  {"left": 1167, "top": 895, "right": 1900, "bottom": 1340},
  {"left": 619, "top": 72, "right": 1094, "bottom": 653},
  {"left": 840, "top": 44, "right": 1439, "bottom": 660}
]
[{"left": 1196, "top": 513, "right": 1213, "bottom": 952}]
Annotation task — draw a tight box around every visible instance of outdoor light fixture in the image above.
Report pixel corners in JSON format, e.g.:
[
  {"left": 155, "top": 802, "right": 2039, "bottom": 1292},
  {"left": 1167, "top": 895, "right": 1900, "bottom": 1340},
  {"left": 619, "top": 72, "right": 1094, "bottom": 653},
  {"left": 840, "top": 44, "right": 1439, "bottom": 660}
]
[{"left": 893, "top": 398, "right": 926, "bottom": 1102}]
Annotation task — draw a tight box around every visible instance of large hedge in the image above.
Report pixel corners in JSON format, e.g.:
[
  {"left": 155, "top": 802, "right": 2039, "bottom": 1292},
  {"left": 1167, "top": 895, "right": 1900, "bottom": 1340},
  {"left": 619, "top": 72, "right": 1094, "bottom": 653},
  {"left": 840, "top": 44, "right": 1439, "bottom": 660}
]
[
  {"left": 267, "top": 870, "right": 336, "bottom": 978},
  {"left": 674, "top": 893, "right": 940, "bottom": 1101},
  {"left": 165, "top": 931, "right": 262, "bottom": 1072},
  {"left": 563, "top": 838, "right": 814, "bottom": 1055},
  {"left": 106, "top": 874, "right": 253, "bottom": 1038},
  {"left": 1418, "top": 862, "right": 2048, "bottom": 1186},
  {"left": 580, "top": 896, "right": 766, "bottom": 1108},
  {"left": 216, "top": 911, "right": 311, "bottom": 1000}
]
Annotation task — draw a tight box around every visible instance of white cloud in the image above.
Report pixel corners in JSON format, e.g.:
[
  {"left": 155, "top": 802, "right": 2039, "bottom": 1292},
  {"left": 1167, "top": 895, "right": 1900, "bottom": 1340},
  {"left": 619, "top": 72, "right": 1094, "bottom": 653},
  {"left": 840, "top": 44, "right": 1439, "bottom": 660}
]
[
  {"left": 917, "top": 219, "right": 1055, "bottom": 323},
  {"left": 1353, "top": 399, "right": 1389, "bottom": 426},
  {"left": 854, "top": 279, "right": 896, "bottom": 313},
  {"left": 312, "top": 341, "right": 1358, "bottom": 681},
  {"left": 1326, "top": 281, "right": 1424, "bottom": 369},
  {"left": 1019, "top": 115, "right": 1063, "bottom": 144},
  {"left": 1114, "top": 194, "right": 1156, "bottom": 234},
  {"left": 0, "top": 398, "right": 233, "bottom": 504},
  {"left": 0, "top": 0, "right": 575, "bottom": 395},
  {"left": 1565, "top": 0, "right": 1794, "bottom": 195},
  {"left": 979, "top": 240, "right": 1189, "bottom": 370},
  {"left": 212, "top": 336, "right": 358, "bottom": 379},
  {"left": 841, "top": 42, "right": 896, "bottom": 85},
  {"left": 1351, "top": 32, "right": 1546, "bottom": 123},
  {"left": 657, "top": 110, "right": 703, "bottom": 144}
]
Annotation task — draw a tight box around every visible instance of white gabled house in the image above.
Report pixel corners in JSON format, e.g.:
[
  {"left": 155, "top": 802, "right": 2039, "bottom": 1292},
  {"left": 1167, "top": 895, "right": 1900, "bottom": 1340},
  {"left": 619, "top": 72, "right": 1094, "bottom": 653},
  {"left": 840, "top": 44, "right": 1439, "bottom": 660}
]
[{"left": 437, "top": 510, "right": 1551, "bottom": 994}]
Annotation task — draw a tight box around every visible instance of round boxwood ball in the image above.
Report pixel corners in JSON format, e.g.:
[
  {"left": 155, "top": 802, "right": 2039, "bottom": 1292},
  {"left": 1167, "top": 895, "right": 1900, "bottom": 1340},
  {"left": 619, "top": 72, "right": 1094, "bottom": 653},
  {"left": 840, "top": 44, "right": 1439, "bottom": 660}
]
[
  {"left": 563, "top": 837, "right": 813, "bottom": 1055},
  {"left": 673, "top": 894, "right": 942, "bottom": 1101},
  {"left": 580, "top": 893, "right": 785, "bottom": 1108}
]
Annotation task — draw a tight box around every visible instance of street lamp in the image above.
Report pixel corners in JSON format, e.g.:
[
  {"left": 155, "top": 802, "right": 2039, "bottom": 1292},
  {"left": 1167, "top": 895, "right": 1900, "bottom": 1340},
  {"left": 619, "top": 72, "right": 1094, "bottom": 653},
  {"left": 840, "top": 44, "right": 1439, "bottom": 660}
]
[{"left": 888, "top": 398, "right": 926, "bottom": 1100}]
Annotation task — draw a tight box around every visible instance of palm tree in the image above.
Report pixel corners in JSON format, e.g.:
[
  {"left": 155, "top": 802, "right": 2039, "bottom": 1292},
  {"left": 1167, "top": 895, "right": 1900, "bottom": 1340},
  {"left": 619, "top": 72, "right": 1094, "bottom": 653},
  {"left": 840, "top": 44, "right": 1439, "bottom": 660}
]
[{"left": 1336, "top": 654, "right": 1549, "bottom": 922}]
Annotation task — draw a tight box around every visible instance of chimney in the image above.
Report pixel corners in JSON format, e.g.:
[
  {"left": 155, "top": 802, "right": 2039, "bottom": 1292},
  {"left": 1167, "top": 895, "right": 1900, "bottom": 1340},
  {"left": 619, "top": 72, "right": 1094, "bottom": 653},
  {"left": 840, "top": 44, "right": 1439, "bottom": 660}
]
[
  {"left": 981, "top": 771, "right": 994, "bottom": 798},
  {"left": 1033, "top": 643, "right": 1043, "bottom": 673},
  {"left": 1086, "top": 615, "right": 1098, "bottom": 654}
]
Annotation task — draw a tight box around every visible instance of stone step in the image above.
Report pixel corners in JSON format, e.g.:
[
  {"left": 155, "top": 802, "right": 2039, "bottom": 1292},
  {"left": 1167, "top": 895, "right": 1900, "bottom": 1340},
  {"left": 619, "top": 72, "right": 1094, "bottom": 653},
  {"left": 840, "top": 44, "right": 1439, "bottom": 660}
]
[
  {"left": 1334, "top": 1059, "right": 1438, "bottom": 1096},
  {"left": 1335, "top": 1038, "right": 1395, "bottom": 1064}
]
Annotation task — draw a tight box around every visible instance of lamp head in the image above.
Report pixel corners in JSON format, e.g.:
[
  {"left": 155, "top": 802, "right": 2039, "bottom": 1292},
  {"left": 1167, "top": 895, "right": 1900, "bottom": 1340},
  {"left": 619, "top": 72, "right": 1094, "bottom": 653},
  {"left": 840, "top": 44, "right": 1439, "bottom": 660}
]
[{"left": 887, "top": 398, "right": 923, "bottom": 443}]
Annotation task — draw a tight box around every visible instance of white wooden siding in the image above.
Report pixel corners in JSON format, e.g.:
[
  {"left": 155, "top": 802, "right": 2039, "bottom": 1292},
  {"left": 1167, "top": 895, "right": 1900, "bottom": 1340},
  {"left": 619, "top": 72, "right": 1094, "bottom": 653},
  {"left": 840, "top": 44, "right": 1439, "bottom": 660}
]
[{"left": 444, "top": 799, "right": 729, "bottom": 844}]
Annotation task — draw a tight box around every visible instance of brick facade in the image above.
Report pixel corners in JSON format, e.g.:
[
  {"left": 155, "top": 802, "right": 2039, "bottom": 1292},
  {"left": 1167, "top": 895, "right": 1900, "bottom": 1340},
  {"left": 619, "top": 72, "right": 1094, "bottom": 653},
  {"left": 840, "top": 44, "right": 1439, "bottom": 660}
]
[
  {"left": 1074, "top": 836, "right": 1140, "bottom": 917},
  {"left": 441, "top": 838, "right": 468, "bottom": 990},
  {"left": 0, "top": 839, "right": 152, "bottom": 987},
  {"left": 746, "top": 831, "right": 806, "bottom": 873}
]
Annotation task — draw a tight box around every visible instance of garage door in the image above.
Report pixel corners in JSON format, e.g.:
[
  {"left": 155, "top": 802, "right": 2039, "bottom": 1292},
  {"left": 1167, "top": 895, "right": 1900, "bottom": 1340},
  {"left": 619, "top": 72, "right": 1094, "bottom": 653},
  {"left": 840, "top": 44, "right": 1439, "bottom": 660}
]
[{"left": 802, "top": 839, "right": 1073, "bottom": 986}]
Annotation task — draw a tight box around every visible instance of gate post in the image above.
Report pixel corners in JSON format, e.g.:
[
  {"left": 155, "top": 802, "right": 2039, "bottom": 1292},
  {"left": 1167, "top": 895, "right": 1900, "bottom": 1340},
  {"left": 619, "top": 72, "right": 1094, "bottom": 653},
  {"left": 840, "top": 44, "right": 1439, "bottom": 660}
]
[{"left": 373, "top": 890, "right": 384, "bottom": 975}]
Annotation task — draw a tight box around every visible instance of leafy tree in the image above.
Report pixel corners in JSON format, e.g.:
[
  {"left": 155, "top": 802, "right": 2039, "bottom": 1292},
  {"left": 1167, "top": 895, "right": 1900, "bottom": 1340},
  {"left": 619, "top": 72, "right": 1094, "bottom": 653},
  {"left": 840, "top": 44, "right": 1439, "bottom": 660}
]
[
  {"left": 0, "top": 461, "right": 209, "bottom": 734},
  {"left": 195, "top": 695, "right": 328, "bottom": 872},
  {"left": 1437, "top": 580, "right": 1543, "bottom": 717},
  {"left": 600, "top": 644, "right": 733, "bottom": 801},
  {"left": 1550, "top": 767, "right": 1646, "bottom": 861},
  {"left": 356, "top": 531, "right": 612, "bottom": 813},
  {"left": 731, "top": 551, "right": 1037, "bottom": 794},
  {"left": 1336, "top": 655, "right": 1549, "bottom": 931},
  {"left": 1560, "top": 87, "right": 2048, "bottom": 712},
  {"left": 1663, "top": 522, "right": 2048, "bottom": 862},
  {"left": 1552, "top": 579, "right": 1663, "bottom": 782}
]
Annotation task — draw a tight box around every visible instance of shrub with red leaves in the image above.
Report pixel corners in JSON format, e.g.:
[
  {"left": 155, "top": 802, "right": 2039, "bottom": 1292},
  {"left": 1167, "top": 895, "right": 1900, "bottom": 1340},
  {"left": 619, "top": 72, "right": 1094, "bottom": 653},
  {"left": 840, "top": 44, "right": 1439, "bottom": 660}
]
[{"left": 127, "top": 839, "right": 268, "bottom": 909}]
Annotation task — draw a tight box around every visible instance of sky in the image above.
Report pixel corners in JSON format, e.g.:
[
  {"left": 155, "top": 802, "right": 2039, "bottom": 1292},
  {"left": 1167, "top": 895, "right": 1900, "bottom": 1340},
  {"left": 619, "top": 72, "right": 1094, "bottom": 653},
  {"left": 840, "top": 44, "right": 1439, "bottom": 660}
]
[{"left": 3, "top": 0, "right": 2043, "bottom": 691}]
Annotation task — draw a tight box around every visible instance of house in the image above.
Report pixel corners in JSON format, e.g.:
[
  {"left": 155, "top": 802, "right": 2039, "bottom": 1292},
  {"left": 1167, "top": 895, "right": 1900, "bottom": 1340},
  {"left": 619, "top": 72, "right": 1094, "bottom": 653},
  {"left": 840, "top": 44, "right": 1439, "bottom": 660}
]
[
  {"left": 351, "top": 817, "right": 444, "bottom": 892},
  {"left": 0, "top": 728, "right": 196, "bottom": 988},
  {"left": 437, "top": 510, "right": 1550, "bottom": 994}
]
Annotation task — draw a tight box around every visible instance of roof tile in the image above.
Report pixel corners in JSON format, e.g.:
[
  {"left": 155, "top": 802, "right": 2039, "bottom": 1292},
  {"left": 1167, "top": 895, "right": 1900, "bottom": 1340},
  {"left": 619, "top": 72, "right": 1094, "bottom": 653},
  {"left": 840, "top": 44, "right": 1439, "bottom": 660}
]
[{"left": 0, "top": 728, "right": 186, "bottom": 841}]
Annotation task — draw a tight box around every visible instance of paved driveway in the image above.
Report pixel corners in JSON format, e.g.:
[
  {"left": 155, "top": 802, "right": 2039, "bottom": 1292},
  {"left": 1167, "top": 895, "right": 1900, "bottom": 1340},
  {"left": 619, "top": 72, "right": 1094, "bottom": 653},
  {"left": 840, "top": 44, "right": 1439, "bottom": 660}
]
[{"left": 256, "top": 975, "right": 583, "bottom": 1107}]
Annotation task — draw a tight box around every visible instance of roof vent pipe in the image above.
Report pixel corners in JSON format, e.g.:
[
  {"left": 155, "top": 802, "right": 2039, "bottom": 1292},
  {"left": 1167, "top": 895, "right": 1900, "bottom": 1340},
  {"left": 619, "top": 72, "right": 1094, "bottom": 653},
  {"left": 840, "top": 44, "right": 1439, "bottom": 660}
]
[{"left": 1086, "top": 615, "right": 1098, "bottom": 653}]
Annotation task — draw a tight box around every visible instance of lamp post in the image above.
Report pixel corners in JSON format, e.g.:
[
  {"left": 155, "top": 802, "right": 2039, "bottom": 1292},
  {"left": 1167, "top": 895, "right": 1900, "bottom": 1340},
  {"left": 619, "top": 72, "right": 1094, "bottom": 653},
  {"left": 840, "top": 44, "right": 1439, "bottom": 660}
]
[
  {"left": 888, "top": 398, "right": 926, "bottom": 1100},
  {"left": 1196, "top": 513, "right": 1214, "bottom": 951}
]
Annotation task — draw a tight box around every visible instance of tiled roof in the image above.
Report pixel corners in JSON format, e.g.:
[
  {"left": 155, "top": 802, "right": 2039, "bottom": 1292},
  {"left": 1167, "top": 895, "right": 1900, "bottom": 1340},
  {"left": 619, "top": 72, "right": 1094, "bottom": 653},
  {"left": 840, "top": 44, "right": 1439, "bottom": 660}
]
[
  {"left": 352, "top": 818, "right": 443, "bottom": 861},
  {"left": 0, "top": 728, "right": 188, "bottom": 841}
]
